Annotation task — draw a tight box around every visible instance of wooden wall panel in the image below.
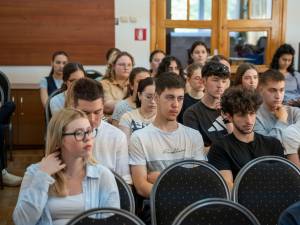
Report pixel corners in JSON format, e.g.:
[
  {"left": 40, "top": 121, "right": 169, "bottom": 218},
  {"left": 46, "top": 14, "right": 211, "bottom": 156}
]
[{"left": 0, "top": 0, "right": 114, "bottom": 65}]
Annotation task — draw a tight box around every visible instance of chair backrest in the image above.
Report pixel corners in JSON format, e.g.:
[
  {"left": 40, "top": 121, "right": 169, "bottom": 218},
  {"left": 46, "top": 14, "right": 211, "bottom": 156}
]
[
  {"left": 232, "top": 156, "right": 300, "bottom": 225},
  {"left": 112, "top": 171, "right": 135, "bottom": 213},
  {"left": 85, "top": 69, "right": 103, "bottom": 80},
  {"left": 66, "top": 207, "right": 145, "bottom": 225},
  {"left": 172, "top": 198, "right": 261, "bottom": 225},
  {"left": 0, "top": 71, "right": 11, "bottom": 103},
  {"left": 45, "top": 88, "right": 65, "bottom": 126},
  {"left": 150, "top": 160, "right": 230, "bottom": 225}
]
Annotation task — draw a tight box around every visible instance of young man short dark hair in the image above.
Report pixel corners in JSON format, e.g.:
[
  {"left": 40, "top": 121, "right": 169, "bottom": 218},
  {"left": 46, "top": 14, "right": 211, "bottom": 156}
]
[
  {"left": 183, "top": 61, "right": 231, "bottom": 146},
  {"left": 254, "top": 69, "right": 300, "bottom": 167},
  {"left": 129, "top": 72, "right": 206, "bottom": 198},
  {"left": 66, "top": 78, "right": 131, "bottom": 184},
  {"left": 208, "top": 86, "right": 284, "bottom": 190}
]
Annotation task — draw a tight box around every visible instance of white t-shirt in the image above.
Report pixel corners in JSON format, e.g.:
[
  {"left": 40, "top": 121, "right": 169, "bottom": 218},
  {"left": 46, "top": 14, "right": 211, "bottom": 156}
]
[
  {"left": 129, "top": 123, "right": 206, "bottom": 172},
  {"left": 119, "top": 109, "right": 156, "bottom": 134},
  {"left": 50, "top": 92, "right": 65, "bottom": 114},
  {"left": 94, "top": 120, "right": 132, "bottom": 184}
]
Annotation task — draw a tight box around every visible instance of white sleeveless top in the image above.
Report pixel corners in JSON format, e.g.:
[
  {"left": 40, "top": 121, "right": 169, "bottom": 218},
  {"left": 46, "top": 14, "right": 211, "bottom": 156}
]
[{"left": 48, "top": 193, "right": 85, "bottom": 225}]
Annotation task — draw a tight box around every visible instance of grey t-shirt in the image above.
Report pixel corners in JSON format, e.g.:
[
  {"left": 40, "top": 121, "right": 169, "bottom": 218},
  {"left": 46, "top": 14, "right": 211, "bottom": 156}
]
[{"left": 129, "top": 123, "right": 206, "bottom": 172}]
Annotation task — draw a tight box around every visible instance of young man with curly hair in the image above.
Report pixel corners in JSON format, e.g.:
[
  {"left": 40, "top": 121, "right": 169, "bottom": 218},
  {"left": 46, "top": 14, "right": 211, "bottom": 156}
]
[{"left": 208, "top": 86, "right": 284, "bottom": 190}]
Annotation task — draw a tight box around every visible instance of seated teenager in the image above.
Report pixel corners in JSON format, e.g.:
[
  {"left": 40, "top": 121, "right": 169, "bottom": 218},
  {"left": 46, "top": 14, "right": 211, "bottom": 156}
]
[
  {"left": 178, "top": 63, "right": 204, "bottom": 123},
  {"left": 183, "top": 61, "right": 231, "bottom": 147},
  {"left": 270, "top": 43, "right": 300, "bottom": 106},
  {"left": 233, "top": 63, "right": 259, "bottom": 90},
  {"left": 50, "top": 62, "right": 85, "bottom": 114},
  {"left": 208, "top": 86, "right": 284, "bottom": 190},
  {"left": 149, "top": 50, "right": 166, "bottom": 77},
  {"left": 40, "top": 51, "right": 68, "bottom": 107},
  {"left": 156, "top": 55, "right": 185, "bottom": 79},
  {"left": 254, "top": 69, "right": 300, "bottom": 167},
  {"left": 65, "top": 78, "right": 131, "bottom": 184},
  {"left": 100, "top": 51, "right": 134, "bottom": 115},
  {"left": 112, "top": 67, "right": 150, "bottom": 127},
  {"left": 129, "top": 73, "right": 206, "bottom": 199},
  {"left": 119, "top": 77, "right": 156, "bottom": 142},
  {"left": 13, "top": 108, "right": 119, "bottom": 225}
]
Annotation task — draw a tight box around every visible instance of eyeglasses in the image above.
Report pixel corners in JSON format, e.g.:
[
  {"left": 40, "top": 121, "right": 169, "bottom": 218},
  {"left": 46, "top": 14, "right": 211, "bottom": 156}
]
[
  {"left": 63, "top": 128, "right": 98, "bottom": 142},
  {"left": 116, "top": 63, "right": 132, "bottom": 68},
  {"left": 142, "top": 93, "right": 155, "bottom": 101}
]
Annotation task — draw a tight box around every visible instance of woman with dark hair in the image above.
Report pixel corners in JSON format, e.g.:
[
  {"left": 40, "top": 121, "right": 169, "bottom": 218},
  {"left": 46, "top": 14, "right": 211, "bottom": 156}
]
[
  {"left": 149, "top": 49, "right": 165, "bottom": 77},
  {"left": 156, "top": 55, "right": 185, "bottom": 79},
  {"left": 119, "top": 77, "right": 156, "bottom": 141},
  {"left": 101, "top": 51, "right": 134, "bottom": 115},
  {"left": 270, "top": 43, "right": 300, "bottom": 105},
  {"left": 210, "top": 55, "right": 231, "bottom": 73},
  {"left": 50, "top": 62, "right": 86, "bottom": 114},
  {"left": 187, "top": 41, "right": 209, "bottom": 66},
  {"left": 112, "top": 67, "right": 150, "bottom": 126},
  {"left": 40, "top": 51, "right": 69, "bottom": 107},
  {"left": 234, "top": 63, "right": 259, "bottom": 90}
]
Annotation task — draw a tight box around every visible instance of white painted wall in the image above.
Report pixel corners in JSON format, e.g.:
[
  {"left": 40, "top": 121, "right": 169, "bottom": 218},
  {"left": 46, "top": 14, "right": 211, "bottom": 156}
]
[
  {"left": 1, "top": 0, "right": 299, "bottom": 84},
  {"left": 285, "top": 0, "right": 300, "bottom": 70}
]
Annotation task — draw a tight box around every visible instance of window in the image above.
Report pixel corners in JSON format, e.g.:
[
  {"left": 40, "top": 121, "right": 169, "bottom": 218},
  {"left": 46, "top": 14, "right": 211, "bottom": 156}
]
[{"left": 151, "top": 0, "right": 287, "bottom": 70}]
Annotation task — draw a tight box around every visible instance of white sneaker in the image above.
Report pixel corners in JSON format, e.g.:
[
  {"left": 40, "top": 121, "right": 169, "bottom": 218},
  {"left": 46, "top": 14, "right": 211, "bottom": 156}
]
[{"left": 2, "top": 169, "right": 22, "bottom": 186}]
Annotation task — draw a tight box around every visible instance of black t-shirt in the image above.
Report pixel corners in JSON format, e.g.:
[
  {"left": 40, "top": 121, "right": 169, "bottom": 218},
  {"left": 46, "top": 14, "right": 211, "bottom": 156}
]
[
  {"left": 177, "top": 93, "right": 199, "bottom": 124},
  {"left": 208, "top": 132, "right": 285, "bottom": 178},
  {"left": 183, "top": 100, "right": 228, "bottom": 146}
]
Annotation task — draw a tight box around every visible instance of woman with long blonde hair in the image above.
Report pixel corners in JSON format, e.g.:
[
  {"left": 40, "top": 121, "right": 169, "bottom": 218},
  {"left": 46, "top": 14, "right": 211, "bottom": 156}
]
[{"left": 13, "top": 108, "right": 119, "bottom": 225}]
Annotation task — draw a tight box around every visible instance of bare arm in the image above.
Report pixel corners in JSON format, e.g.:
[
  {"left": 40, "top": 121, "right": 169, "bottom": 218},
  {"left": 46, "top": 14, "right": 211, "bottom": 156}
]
[
  {"left": 40, "top": 88, "right": 48, "bottom": 107},
  {"left": 287, "top": 154, "right": 300, "bottom": 168},
  {"left": 219, "top": 170, "right": 234, "bottom": 191},
  {"left": 131, "top": 165, "right": 153, "bottom": 198}
]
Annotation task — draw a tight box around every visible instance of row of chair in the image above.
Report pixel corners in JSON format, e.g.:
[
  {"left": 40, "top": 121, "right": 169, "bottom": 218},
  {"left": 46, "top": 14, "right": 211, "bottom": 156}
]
[{"left": 116, "top": 156, "right": 300, "bottom": 225}]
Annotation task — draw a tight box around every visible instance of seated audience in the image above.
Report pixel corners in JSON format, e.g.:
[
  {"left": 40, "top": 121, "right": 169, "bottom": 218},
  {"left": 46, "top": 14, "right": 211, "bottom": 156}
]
[
  {"left": 183, "top": 61, "right": 231, "bottom": 146},
  {"left": 149, "top": 50, "right": 166, "bottom": 77},
  {"left": 66, "top": 78, "right": 131, "bottom": 184},
  {"left": 156, "top": 55, "right": 185, "bottom": 79},
  {"left": 187, "top": 41, "right": 209, "bottom": 66},
  {"left": 178, "top": 63, "right": 204, "bottom": 123},
  {"left": 112, "top": 67, "right": 150, "bottom": 126},
  {"left": 0, "top": 102, "right": 22, "bottom": 186},
  {"left": 119, "top": 77, "right": 156, "bottom": 141},
  {"left": 210, "top": 54, "right": 231, "bottom": 73},
  {"left": 13, "top": 108, "right": 119, "bottom": 225},
  {"left": 233, "top": 63, "right": 259, "bottom": 90},
  {"left": 40, "top": 51, "right": 69, "bottom": 107},
  {"left": 208, "top": 86, "right": 284, "bottom": 190},
  {"left": 103, "top": 47, "right": 121, "bottom": 81},
  {"left": 279, "top": 201, "right": 300, "bottom": 225},
  {"left": 254, "top": 69, "right": 300, "bottom": 167},
  {"left": 129, "top": 73, "right": 206, "bottom": 198},
  {"left": 50, "top": 62, "right": 85, "bottom": 114},
  {"left": 100, "top": 51, "right": 134, "bottom": 115},
  {"left": 270, "top": 43, "right": 300, "bottom": 106}
]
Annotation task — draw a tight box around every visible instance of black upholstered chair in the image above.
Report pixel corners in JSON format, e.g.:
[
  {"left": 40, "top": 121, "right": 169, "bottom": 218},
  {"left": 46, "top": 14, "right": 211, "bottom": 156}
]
[
  {"left": 66, "top": 207, "right": 145, "bottom": 225},
  {"left": 85, "top": 69, "right": 103, "bottom": 80},
  {"left": 150, "top": 160, "right": 230, "bottom": 225},
  {"left": 45, "top": 88, "right": 64, "bottom": 126},
  {"left": 112, "top": 171, "right": 135, "bottom": 213},
  {"left": 172, "top": 198, "right": 261, "bottom": 225},
  {"left": 232, "top": 156, "right": 300, "bottom": 225}
]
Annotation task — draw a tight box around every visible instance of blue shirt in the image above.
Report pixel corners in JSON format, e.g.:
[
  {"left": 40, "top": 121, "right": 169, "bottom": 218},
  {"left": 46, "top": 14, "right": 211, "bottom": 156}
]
[
  {"left": 284, "top": 71, "right": 300, "bottom": 102},
  {"left": 13, "top": 163, "right": 120, "bottom": 225}
]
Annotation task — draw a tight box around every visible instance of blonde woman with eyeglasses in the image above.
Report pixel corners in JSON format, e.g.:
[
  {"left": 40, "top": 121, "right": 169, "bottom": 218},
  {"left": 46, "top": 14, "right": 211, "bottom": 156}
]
[{"left": 13, "top": 108, "right": 119, "bottom": 225}]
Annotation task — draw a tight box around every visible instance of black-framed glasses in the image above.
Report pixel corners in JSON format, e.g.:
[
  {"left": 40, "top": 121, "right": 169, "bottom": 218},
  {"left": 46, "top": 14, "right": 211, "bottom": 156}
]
[{"left": 62, "top": 128, "right": 98, "bottom": 141}]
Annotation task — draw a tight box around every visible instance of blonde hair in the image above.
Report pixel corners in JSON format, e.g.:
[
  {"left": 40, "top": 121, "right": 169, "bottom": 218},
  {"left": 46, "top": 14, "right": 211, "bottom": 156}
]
[{"left": 46, "top": 108, "right": 96, "bottom": 196}]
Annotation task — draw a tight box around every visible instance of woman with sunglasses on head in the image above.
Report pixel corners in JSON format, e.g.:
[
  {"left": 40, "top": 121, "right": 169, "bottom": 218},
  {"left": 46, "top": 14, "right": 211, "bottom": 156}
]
[
  {"left": 13, "top": 108, "right": 120, "bottom": 225},
  {"left": 119, "top": 77, "right": 156, "bottom": 142},
  {"left": 40, "top": 51, "right": 69, "bottom": 107},
  {"left": 50, "top": 62, "right": 86, "bottom": 114}
]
